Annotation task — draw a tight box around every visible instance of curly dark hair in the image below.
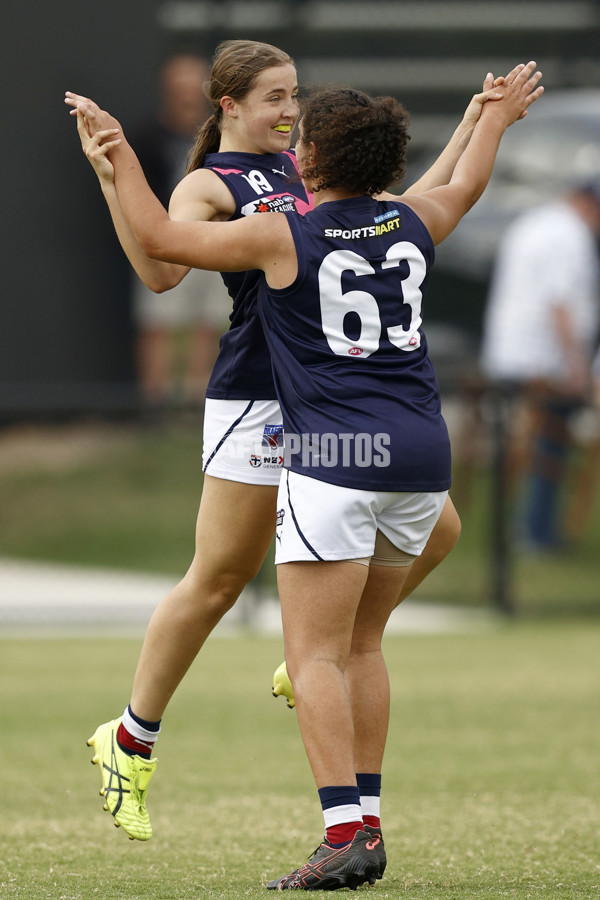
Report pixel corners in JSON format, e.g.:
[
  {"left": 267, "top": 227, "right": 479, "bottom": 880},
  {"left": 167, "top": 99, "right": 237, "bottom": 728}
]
[{"left": 300, "top": 87, "right": 410, "bottom": 195}]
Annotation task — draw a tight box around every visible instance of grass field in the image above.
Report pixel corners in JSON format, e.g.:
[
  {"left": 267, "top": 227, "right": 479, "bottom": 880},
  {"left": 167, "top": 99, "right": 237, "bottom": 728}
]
[
  {"left": 1, "top": 421, "right": 600, "bottom": 615},
  {"left": 1, "top": 625, "right": 599, "bottom": 899}
]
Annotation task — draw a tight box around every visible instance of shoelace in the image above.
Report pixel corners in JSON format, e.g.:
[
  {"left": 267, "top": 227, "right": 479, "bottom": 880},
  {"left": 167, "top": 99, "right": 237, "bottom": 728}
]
[{"left": 276, "top": 842, "right": 326, "bottom": 887}]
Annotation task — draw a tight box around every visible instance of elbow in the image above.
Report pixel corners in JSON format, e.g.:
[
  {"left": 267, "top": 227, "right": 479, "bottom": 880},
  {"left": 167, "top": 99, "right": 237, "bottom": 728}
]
[
  {"left": 134, "top": 225, "right": 185, "bottom": 292},
  {"left": 130, "top": 220, "right": 164, "bottom": 263},
  {"left": 144, "top": 275, "right": 171, "bottom": 294},
  {"left": 142, "top": 264, "right": 182, "bottom": 294},
  {"left": 457, "top": 185, "right": 484, "bottom": 219},
  {"left": 139, "top": 233, "right": 163, "bottom": 262},
  {"left": 138, "top": 238, "right": 175, "bottom": 291},
  {"left": 469, "top": 184, "right": 486, "bottom": 209}
]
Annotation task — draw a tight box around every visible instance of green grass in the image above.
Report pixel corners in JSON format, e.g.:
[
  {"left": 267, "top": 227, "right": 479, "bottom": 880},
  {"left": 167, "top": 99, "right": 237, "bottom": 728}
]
[
  {"left": 1, "top": 421, "right": 600, "bottom": 614},
  {"left": 1, "top": 625, "right": 599, "bottom": 899},
  {"left": 0, "top": 425, "right": 204, "bottom": 574}
]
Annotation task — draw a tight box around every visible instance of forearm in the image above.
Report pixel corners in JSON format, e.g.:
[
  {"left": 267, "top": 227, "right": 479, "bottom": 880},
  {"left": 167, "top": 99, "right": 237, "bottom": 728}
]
[
  {"left": 110, "top": 140, "right": 181, "bottom": 267},
  {"left": 405, "top": 63, "right": 540, "bottom": 197},
  {"left": 68, "top": 96, "right": 189, "bottom": 287},
  {"left": 100, "top": 179, "right": 188, "bottom": 292},
  {"left": 448, "top": 109, "right": 506, "bottom": 210},
  {"left": 449, "top": 61, "right": 542, "bottom": 206},
  {"left": 404, "top": 116, "right": 476, "bottom": 196}
]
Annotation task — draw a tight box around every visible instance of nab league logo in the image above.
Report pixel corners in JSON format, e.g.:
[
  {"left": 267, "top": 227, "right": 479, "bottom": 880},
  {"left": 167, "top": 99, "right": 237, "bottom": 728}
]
[
  {"left": 241, "top": 195, "right": 299, "bottom": 216},
  {"left": 260, "top": 424, "right": 284, "bottom": 468}
]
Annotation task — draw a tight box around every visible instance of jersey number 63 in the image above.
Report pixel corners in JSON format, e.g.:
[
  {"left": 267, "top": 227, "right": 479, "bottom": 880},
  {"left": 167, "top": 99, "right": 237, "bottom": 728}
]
[{"left": 318, "top": 242, "right": 426, "bottom": 358}]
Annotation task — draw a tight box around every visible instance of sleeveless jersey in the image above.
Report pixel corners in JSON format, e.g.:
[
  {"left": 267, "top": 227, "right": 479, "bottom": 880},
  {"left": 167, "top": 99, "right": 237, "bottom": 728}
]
[
  {"left": 202, "top": 150, "right": 312, "bottom": 400},
  {"left": 257, "top": 195, "right": 452, "bottom": 492}
]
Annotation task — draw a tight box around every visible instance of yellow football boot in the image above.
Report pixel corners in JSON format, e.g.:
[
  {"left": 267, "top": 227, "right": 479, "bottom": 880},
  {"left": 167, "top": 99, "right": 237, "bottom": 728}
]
[
  {"left": 87, "top": 718, "right": 157, "bottom": 841},
  {"left": 272, "top": 660, "right": 295, "bottom": 709}
]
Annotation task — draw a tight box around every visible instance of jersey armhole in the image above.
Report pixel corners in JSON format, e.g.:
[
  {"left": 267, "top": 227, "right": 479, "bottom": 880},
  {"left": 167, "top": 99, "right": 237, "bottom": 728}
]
[
  {"left": 397, "top": 201, "right": 436, "bottom": 264},
  {"left": 269, "top": 211, "right": 307, "bottom": 294},
  {"left": 203, "top": 167, "right": 241, "bottom": 219}
]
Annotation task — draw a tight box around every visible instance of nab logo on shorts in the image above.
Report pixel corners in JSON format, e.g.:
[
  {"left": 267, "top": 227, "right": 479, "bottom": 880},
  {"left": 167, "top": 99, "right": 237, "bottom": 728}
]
[
  {"left": 262, "top": 424, "right": 284, "bottom": 469},
  {"left": 276, "top": 508, "right": 285, "bottom": 527}
]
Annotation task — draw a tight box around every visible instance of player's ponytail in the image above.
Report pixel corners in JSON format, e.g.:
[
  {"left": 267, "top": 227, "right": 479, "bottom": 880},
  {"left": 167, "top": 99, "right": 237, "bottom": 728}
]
[
  {"left": 186, "top": 39, "right": 294, "bottom": 173},
  {"left": 186, "top": 112, "right": 222, "bottom": 173}
]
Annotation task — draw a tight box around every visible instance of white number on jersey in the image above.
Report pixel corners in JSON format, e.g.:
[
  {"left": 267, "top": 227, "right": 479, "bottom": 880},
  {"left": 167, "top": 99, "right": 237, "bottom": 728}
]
[
  {"left": 318, "top": 251, "right": 381, "bottom": 358},
  {"left": 318, "top": 242, "right": 426, "bottom": 358},
  {"left": 241, "top": 170, "right": 274, "bottom": 195}
]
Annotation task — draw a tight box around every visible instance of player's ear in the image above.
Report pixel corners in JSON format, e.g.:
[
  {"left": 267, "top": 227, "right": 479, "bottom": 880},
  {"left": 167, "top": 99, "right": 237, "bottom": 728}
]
[{"left": 220, "top": 95, "right": 238, "bottom": 119}]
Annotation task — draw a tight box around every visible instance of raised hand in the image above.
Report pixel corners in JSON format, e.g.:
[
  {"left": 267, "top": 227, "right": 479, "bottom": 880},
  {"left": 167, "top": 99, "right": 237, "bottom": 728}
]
[
  {"left": 75, "top": 109, "right": 121, "bottom": 182},
  {"left": 463, "top": 61, "right": 543, "bottom": 131},
  {"left": 65, "top": 92, "right": 124, "bottom": 183},
  {"left": 461, "top": 72, "right": 504, "bottom": 129},
  {"left": 64, "top": 92, "right": 120, "bottom": 135},
  {"left": 489, "top": 61, "right": 544, "bottom": 127}
]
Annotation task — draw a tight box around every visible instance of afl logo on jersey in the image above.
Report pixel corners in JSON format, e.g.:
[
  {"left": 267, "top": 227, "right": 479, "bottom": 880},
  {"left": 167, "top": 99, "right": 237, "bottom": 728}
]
[{"left": 348, "top": 347, "right": 364, "bottom": 356}]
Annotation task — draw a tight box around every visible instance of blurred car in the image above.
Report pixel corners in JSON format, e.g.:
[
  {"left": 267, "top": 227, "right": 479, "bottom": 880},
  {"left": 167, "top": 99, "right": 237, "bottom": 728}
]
[{"left": 408, "top": 88, "right": 600, "bottom": 380}]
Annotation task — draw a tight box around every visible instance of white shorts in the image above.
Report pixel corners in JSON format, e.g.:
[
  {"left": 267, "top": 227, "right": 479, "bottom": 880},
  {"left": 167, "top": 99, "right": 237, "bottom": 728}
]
[
  {"left": 275, "top": 469, "right": 448, "bottom": 564},
  {"left": 132, "top": 268, "right": 230, "bottom": 330},
  {"left": 202, "top": 398, "right": 284, "bottom": 486}
]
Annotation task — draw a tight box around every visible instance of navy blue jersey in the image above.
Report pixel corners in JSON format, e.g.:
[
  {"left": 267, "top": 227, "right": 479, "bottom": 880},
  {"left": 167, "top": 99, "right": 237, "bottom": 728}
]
[
  {"left": 258, "top": 195, "right": 451, "bottom": 491},
  {"left": 202, "top": 150, "right": 312, "bottom": 400}
]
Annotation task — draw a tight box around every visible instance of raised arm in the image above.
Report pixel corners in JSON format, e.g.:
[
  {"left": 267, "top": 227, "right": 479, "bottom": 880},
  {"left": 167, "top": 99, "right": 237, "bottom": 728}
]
[
  {"left": 76, "top": 112, "right": 294, "bottom": 285},
  {"left": 65, "top": 93, "right": 233, "bottom": 292},
  {"left": 397, "top": 61, "right": 543, "bottom": 245},
  {"left": 403, "top": 64, "right": 540, "bottom": 197}
]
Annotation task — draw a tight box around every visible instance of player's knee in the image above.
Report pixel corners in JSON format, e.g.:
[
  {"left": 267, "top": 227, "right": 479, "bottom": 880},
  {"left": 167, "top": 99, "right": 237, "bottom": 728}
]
[
  {"left": 443, "top": 505, "right": 462, "bottom": 550},
  {"left": 184, "top": 562, "right": 251, "bottom": 617},
  {"left": 286, "top": 653, "right": 346, "bottom": 688},
  {"left": 348, "top": 639, "right": 382, "bottom": 661},
  {"left": 431, "top": 503, "right": 462, "bottom": 558}
]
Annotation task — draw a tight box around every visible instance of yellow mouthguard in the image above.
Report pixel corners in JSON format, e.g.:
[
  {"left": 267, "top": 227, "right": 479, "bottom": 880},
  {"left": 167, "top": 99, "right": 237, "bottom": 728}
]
[{"left": 274, "top": 125, "right": 291, "bottom": 132}]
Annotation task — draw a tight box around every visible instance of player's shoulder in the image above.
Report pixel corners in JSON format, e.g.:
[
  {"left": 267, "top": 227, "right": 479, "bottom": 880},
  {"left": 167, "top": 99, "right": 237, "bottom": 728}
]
[
  {"left": 370, "top": 194, "right": 434, "bottom": 249},
  {"left": 372, "top": 191, "right": 417, "bottom": 222},
  {"left": 169, "top": 168, "right": 236, "bottom": 219},
  {"left": 173, "top": 167, "right": 233, "bottom": 199},
  {"left": 254, "top": 208, "right": 295, "bottom": 241}
]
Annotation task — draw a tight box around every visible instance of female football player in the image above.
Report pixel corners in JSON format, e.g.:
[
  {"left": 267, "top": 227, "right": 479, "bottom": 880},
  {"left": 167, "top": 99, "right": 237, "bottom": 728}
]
[{"left": 66, "top": 41, "right": 531, "bottom": 847}]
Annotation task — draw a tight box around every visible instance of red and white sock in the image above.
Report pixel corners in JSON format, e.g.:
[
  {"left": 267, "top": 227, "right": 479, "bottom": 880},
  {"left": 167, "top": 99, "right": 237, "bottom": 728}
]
[
  {"left": 117, "top": 705, "right": 160, "bottom": 759},
  {"left": 361, "top": 796, "right": 381, "bottom": 831},
  {"left": 356, "top": 772, "right": 381, "bottom": 830},
  {"left": 318, "top": 786, "right": 364, "bottom": 847}
]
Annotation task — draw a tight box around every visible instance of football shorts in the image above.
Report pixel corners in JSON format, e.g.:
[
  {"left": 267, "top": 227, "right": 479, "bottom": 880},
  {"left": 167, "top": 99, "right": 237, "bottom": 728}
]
[
  {"left": 275, "top": 469, "right": 447, "bottom": 564},
  {"left": 202, "top": 398, "right": 284, "bottom": 486}
]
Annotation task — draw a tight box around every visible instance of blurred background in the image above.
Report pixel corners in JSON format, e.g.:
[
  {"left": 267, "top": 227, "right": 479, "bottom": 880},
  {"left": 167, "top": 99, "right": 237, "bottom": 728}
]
[{"left": 2, "top": 0, "right": 600, "bottom": 621}]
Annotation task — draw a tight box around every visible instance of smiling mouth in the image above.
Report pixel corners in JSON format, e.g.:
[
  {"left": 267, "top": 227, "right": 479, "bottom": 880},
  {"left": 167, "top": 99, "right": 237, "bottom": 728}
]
[{"left": 273, "top": 124, "right": 291, "bottom": 133}]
